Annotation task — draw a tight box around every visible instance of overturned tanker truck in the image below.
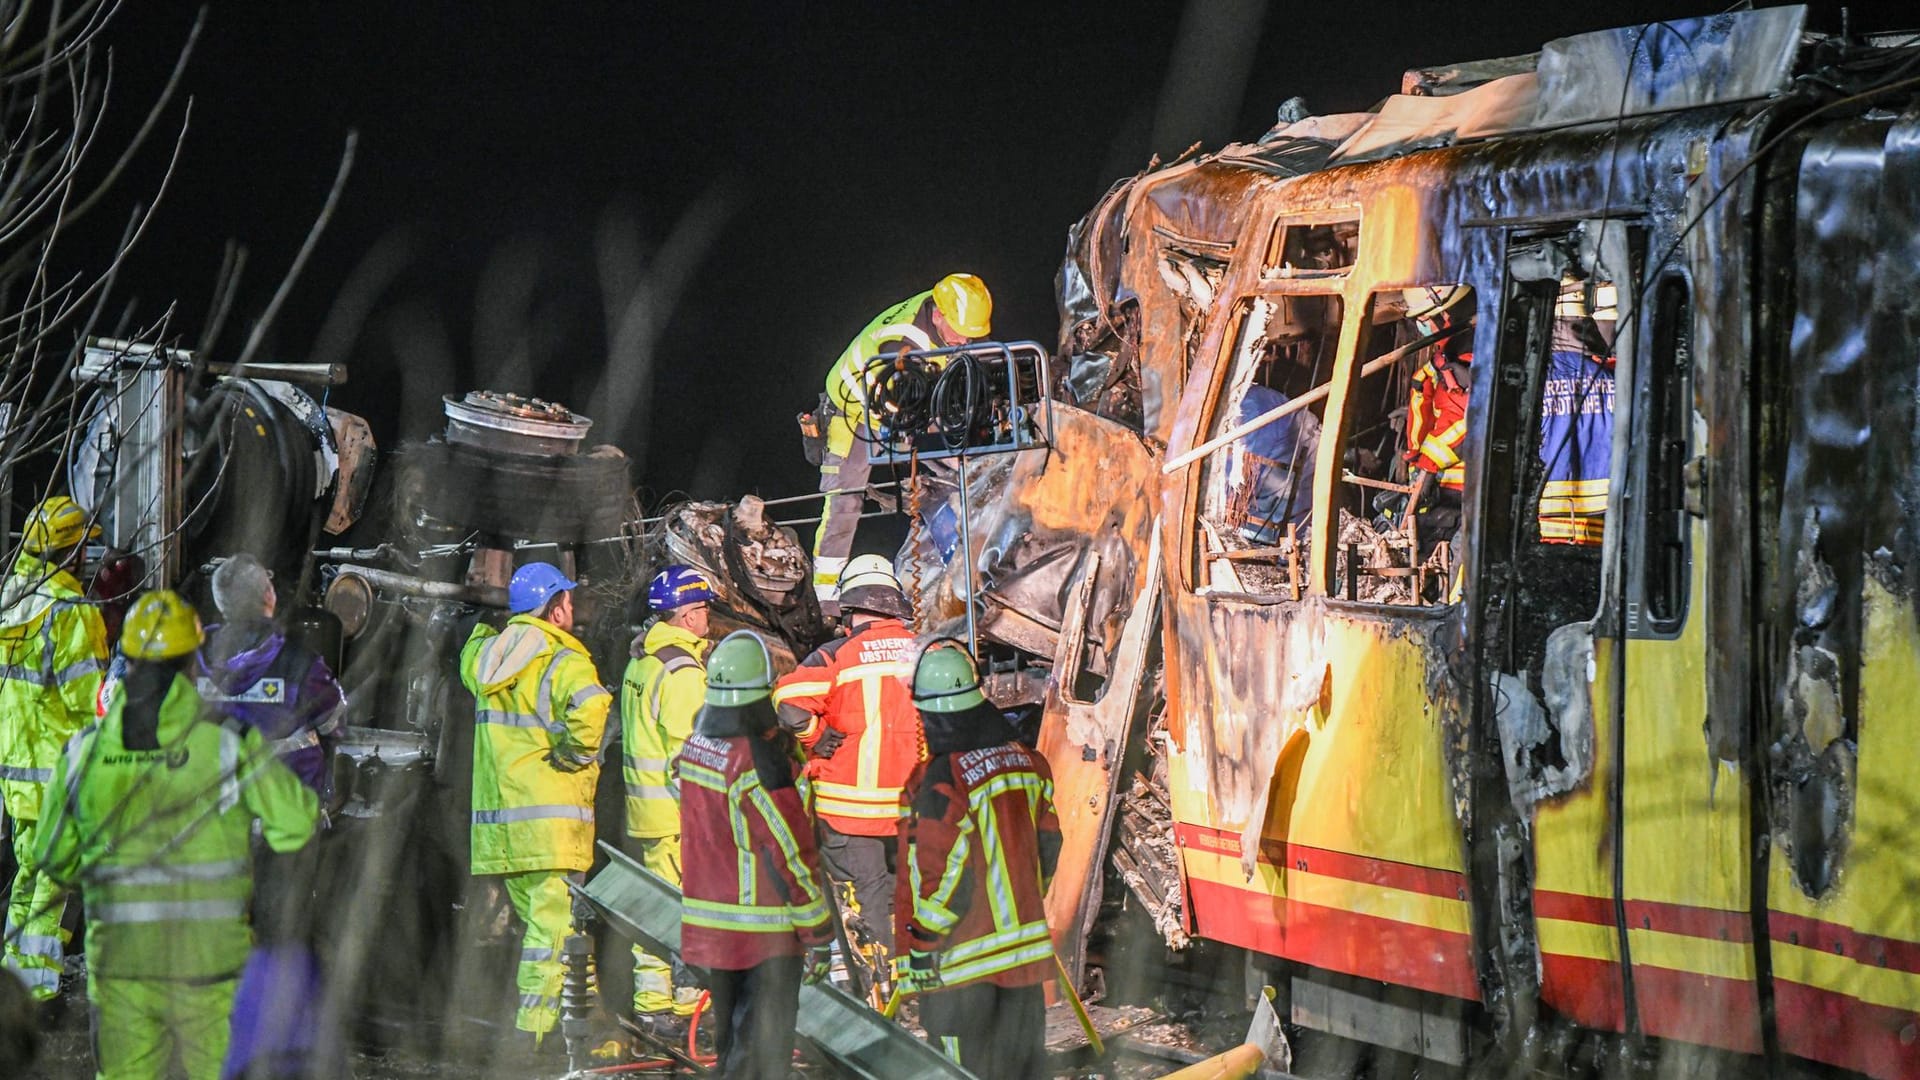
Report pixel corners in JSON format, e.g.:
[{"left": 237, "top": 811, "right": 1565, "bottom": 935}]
[{"left": 892, "top": 8, "right": 1920, "bottom": 1078}]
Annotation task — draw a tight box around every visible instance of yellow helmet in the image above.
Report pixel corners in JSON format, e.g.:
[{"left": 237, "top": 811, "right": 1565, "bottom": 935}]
[
  {"left": 932, "top": 274, "right": 992, "bottom": 339},
  {"left": 21, "top": 496, "right": 101, "bottom": 556},
  {"left": 122, "top": 590, "right": 203, "bottom": 661},
  {"left": 1401, "top": 285, "right": 1469, "bottom": 322}
]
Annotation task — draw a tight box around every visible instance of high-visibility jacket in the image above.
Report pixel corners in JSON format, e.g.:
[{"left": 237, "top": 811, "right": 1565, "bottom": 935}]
[
  {"left": 898, "top": 726, "right": 1061, "bottom": 990},
  {"left": 460, "top": 617, "right": 611, "bottom": 876},
  {"left": 822, "top": 291, "right": 940, "bottom": 451},
  {"left": 1538, "top": 319, "right": 1616, "bottom": 545},
  {"left": 677, "top": 707, "right": 833, "bottom": 970},
  {"left": 0, "top": 554, "right": 107, "bottom": 821},
  {"left": 772, "top": 618, "right": 923, "bottom": 836},
  {"left": 1406, "top": 343, "right": 1472, "bottom": 491},
  {"left": 36, "top": 670, "right": 319, "bottom": 981},
  {"left": 621, "top": 621, "right": 709, "bottom": 839}
]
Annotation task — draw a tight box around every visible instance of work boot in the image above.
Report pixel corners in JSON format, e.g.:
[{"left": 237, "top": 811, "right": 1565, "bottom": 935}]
[{"left": 628, "top": 1010, "right": 689, "bottom": 1052}]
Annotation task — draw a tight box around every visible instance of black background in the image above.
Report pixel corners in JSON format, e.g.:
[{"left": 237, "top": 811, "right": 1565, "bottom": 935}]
[{"left": 73, "top": 2, "right": 1904, "bottom": 504}]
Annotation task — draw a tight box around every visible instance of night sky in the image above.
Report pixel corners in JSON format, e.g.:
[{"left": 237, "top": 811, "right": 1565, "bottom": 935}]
[{"left": 79, "top": 1, "right": 1902, "bottom": 506}]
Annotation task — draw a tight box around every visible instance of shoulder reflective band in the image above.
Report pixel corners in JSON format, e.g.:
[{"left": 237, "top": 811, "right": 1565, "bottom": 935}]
[
  {"left": 472, "top": 805, "right": 594, "bottom": 825},
  {"left": 91, "top": 898, "right": 248, "bottom": 924}
]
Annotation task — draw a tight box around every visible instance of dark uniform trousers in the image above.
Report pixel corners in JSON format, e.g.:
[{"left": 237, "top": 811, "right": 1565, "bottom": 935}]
[
  {"left": 818, "top": 824, "right": 895, "bottom": 953},
  {"left": 921, "top": 981, "right": 1047, "bottom": 1078},
  {"left": 704, "top": 954, "right": 803, "bottom": 1080}
]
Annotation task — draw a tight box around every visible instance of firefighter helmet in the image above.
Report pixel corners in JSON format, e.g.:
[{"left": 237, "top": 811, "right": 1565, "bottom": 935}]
[
  {"left": 912, "top": 639, "right": 987, "bottom": 714},
  {"left": 122, "top": 590, "right": 203, "bottom": 661},
  {"left": 648, "top": 565, "right": 715, "bottom": 612},
  {"left": 21, "top": 496, "right": 101, "bottom": 556},
  {"left": 706, "top": 630, "right": 774, "bottom": 706},
  {"left": 509, "top": 562, "right": 576, "bottom": 614},
  {"left": 932, "top": 274, "right": 992, "bottom": 339},
  {"left": 1401, "top": 285, "right": 1469, "bottom": 322},
  {"left": 837, "top": 554, "right": 911, "bottom": 620}
]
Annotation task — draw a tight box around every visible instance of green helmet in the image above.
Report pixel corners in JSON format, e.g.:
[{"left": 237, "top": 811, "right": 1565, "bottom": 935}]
[
  {"left": 912, "top": 640, "right": 987, "bottom": 713},
  {"left": 706, "top": 630, "right": 774, "bottom": 706}
]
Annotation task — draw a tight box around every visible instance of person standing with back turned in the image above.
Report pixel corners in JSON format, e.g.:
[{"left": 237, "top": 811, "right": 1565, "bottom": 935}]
[
  {"left": 621, "top": 565, "right": 715, "bottom": 1032},
  {"left": 0, "top": 496, "right": 108, "bottom": 1002},
  {"left": 679, "top": 630, "right": 834, "bottom": 1079},
  {"left": 895, "top": 642, "right": 1060, "bottom": 1078},
  {"left": 459, "top": 562, "right": 611, "bottom": 1055}
]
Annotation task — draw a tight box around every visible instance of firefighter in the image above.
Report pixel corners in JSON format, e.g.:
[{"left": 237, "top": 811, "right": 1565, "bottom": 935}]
[
  {"left": 0, "top": 495, "right": 108, "bottom": 1000},
  {"left": 459, "top": 562, "right": 611, "bottom": 1050},
  {"left": 812, "top": 274, "right": 992, "bottom": 616},
  {"left": 36, "top": 590, "right": 320, "bottom": 1080},
  {"left": 1538, "top": 275, "right": 1618, "bottom": 545},
  {"left": 679, "top": 631, "right": 834, "bottom": 1079},
  {"left": 1400, "top": 285, "right": 1475, "bottom": 511},
  {"left": 622, "top": 565, "right": 715, "bottom": 1028},
  {"left": 772, "top": 554, "right": 920, "bottom": 960},
  {"left": 895, "top": 642, "right": 1061, "bottom": 1078},
  {"left": 197, "top": 553, "right": 349, "bottom": 1080}
]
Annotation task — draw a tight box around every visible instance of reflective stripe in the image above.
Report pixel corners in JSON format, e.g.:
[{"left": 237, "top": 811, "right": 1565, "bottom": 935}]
[
  {"left": 13, "top": 933, "right": 62, "bottom": 957},
  {"left": 520, "top": 947, "right": 555, "bottom": 963},
  {"left": 625, "top": 755, "right": 673, "bottom": 773},
  {"left": 216, "top": 729, "right": 242, "bottom": 813},
  {"left": 471, "top": 804, "right": 594, "bottom": 825},
  {"left": 518, "top": 993, "right": 558, "bottom": 1011},
  {"left": 92, "top": 898, "right": 247, "bottom": 924},
  {"left": 683, "top": 897, "right": 805, "bottom": 928},
  {"left": 938, "top": 934, "right": 1056, "bottom": 986},
  {"left": 678, "top": 762, "right": 728, "bottom": 792},
  {"left": 10, "top": 966, "right": 58, "bottom": 991},
  {"left": 0, "top": 765, "right": 52, "bottom": 783},
  {"left": 568, "top": 685, "right": 609, "bottom": 712},
  {"left": 770, "top": 680, "right": 832, "bottom": 705},
  {"left": 273, "top": 729, "right": 322, "bottom": 754},
  {"left": 0, "top": 665, "right": 53, "bottom": 687},
  {"left": 477, "top": 708, "right": 546, "bottom": 729},
  {"left": 813, "top": 780, "right": 906, "bottom": 820},
  {"left": 626, "top": 783, "right": 677, "bottom": 801},
  {"left": 93, "top": 858, "right": 247, "bottom": 887}
]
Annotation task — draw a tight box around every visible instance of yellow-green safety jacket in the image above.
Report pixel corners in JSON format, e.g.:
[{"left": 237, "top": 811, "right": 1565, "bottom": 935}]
[
  {"left": 460, "top": 616, "right": 611, "bottom": 875},
  {"left": 0, "top": 554, "right": 107, "bottom": 820},
  {"left": 822, "top": 290, "right": 939, "bottom": 450},
  {"left": 36, "top": 671, "right": 319, "bottom": 980},
  {"left": 621, "top": 621, "right": 708, "bottom": 840}
]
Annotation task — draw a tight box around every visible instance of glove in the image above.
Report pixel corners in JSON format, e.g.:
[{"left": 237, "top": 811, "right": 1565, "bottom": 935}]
[
  {"left": 892, "top": 949, "right": 942, "bottom": 993},
  {"left": 803, "top": 945, "right": 833, "bottom": 985},
  {"left": 812, "top": 727, "right": 846, "bottom": 759}
]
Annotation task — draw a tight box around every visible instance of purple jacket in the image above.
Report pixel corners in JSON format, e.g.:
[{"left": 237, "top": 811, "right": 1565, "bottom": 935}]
[{"left": 197, "top": 621, "right": 345, "bottom": 794}]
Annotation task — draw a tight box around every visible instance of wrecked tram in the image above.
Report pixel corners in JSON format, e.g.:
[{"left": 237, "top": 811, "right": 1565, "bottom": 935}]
[{"left": 902, "top": 8, "right": 1919, "bottom": 1078}]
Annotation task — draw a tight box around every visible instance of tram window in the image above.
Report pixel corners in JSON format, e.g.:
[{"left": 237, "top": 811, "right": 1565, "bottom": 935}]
[
  {"left": 1643, "top": 276, "right": 1692, "bottom": 629},
  {"left": 1191, "top": 294, "right": 1342, "bottom": 597},
  {"left": 1265, "top": 219, "right": 1359, "bottom": 278},
  {"left": 1332, "top": 287, "right": 1477, "bottom": 606}
]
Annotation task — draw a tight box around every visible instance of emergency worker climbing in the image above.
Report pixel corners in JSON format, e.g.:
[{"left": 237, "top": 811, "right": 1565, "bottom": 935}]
[
  {"left": 1395, "top": 286, "right": 1476, "bottom": 554},
  {"left": 37, "top": 590, "right": 320, "bottom": 1080},
  {"left": 622, "top": 565, "right": 715, "bottom": 1028},
  {"left": 0, "top": 495, "right": 108, "bottom": 1000},
  {"left": 772, "top": 554, "right": 920, "bottom": 960},
  {"left": 894, "top": 642, "right": 1060, "bottom": 1078},
  {"left": 811, "top": 274, "right": 991, "bottom": 616},
  {"left": 459, "top": 562, "right": 611, "bottom": 1050},
  {"left": 679, "top": 631, "right": 834, "bottom": 1079}
]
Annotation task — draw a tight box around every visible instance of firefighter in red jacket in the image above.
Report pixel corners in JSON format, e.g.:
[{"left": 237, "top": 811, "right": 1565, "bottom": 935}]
[
  {"left": 771, "top": 554, "right": 920, "bottom": 957},
  {"left": 679, "top": 630, "right": 834, "bottom": 1079},
  {"left": 895, "top": 642, "right": 1061, "bottom": 1078}
]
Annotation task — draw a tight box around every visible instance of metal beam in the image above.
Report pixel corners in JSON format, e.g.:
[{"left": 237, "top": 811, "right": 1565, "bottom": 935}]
[{"left": 575, "top": 843, "right": 977, "bottom": 1080}]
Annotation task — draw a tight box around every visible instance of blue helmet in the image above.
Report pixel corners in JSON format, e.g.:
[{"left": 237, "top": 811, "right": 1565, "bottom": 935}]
[
  {"left": 649, "top": 565, "right": 716, "bottom": 612},
  {"left": 509, "top": 562, "right": 577, "bottom": 614}
]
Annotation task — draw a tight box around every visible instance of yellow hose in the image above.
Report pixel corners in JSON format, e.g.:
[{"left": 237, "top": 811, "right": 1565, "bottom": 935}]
[{"left": 1154, "top": 1042, "right": 1267, "bottom": 1080}]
